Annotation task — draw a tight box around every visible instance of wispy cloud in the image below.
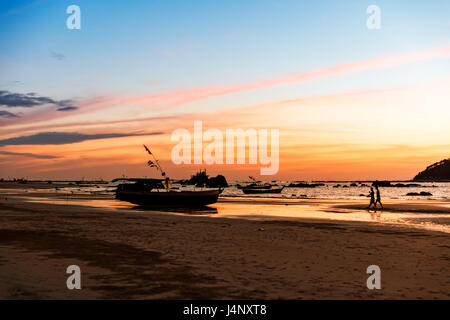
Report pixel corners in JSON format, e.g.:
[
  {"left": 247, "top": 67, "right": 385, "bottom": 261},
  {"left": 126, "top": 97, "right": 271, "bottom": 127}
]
[
  {"left": 115, "top": 44, "right": 450, "bottom": 111},
  {"left": 0, "top": 90, "right": 77, "bottom": 111},
  {"left": 50, "top": 51, "right": 65, "bottom": 61},
  {"left": 2, "top": 45, "right": 450, "bottom": 137},
  {"left": 0, "top": 94, "right": 118, "bottom": 128},
  {"left": 56, "top": 105, "right": 77, "bottom": 112},
  {"left": 0, "top": 131, "right": 163, "bottom": 146},
  {"left": 0, "top": 110, "right": 18, "bottom": 118},
  {"left": 0, "top": 151, "right": 58, "bottom": 159}
]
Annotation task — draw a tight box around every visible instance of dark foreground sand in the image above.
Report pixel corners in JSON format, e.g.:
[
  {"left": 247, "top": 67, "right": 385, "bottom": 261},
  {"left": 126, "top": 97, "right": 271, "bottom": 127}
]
[{"left": 0, "top": 184, "right": 449, "bottom": 299}]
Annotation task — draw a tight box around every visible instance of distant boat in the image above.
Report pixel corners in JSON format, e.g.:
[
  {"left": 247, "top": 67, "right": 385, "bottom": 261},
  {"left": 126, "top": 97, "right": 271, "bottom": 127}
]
[
  {"left": 242, "top": 186, "right": 285, "bottom": 194},
  {"left": 115, "top": 181, "right": 221, "bottom": 206},
  {"left": 236, "top": 183, "right": 273, "bottom": 190},
  {"left": 236, "top": 176, "right": 276, "bottom": 190}
]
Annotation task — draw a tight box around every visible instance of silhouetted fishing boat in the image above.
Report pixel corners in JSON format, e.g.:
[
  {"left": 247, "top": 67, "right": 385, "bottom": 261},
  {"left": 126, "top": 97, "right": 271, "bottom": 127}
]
[
  {"left": 236, "top": 176, "right": 275, "bottom": 190},
  {"left": 236, "top": 183, "right": 272, "bottom": 190},
  {"left": 114, "top": 145, "right": 222, "bottom": 206},
  {"left": 115, "top": 182, "right": 221, "bottom": 206},
  {"left": 242, "top": 186, "right": 284, "bottom": 194}
]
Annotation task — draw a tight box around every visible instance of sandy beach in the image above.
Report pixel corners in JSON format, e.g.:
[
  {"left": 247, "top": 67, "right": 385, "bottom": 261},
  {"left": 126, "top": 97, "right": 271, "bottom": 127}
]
[
  {"left": 0, "top": 182, "right": 449, "bottom": 299},
  {"left": 2, "top": 0, "right": 450, "bottom": 306}
]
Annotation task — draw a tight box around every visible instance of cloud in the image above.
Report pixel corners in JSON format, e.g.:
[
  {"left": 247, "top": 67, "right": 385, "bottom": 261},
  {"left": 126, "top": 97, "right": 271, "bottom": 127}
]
[
  {"left": 0, "top": 151, "right": 58, "bottom": 159},
  {"left": 1, "top": 44, "right": 449, "bottom": 134},
  {"left": 0, "top": 131, "right": 163, "bottom": 146},
  {"left": 50, "top": 51, "right": 65, "bottom": 60},
  {"left": 56, "top": 105, "right": 77, "bottom": 112},
  {"left": 0, "top": 90, "right": 78, "bottom": 111},
  {"left": 0, "top": 110, "right": 18, "bottom": 118},
  {"left": 114, "top": 44, "right": 450, "bottom": 112}
]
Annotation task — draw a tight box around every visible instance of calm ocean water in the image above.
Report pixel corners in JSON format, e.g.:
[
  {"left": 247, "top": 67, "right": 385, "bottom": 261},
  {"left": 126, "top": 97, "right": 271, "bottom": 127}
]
[{"left": 47, "top": 181, "right": 450, "bottom": 201}]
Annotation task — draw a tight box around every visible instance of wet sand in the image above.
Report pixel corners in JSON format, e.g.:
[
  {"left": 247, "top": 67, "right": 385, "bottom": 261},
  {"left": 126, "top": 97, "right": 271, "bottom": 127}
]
[{"left": 0, "top": 182, "right": 449, "bottom": 299}]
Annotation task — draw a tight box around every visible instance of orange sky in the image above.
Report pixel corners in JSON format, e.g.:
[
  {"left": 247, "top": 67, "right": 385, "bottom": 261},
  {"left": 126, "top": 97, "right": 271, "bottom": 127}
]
[{"left": 1, "top": 46, "right": 450, "bottom": 181}]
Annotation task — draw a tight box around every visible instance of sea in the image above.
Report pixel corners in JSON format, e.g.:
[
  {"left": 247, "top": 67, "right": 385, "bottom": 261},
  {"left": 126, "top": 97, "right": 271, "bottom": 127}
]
[{"left": 34, "top": 181, "right": 450, "bottom": 201}]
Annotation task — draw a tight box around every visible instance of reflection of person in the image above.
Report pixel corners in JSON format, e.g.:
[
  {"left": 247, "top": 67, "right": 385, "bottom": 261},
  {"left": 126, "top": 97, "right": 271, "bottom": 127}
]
[
  {"left": 367, "top": 187, "right": 376, "bottom": 209},
  {"left": 375, "top": 185, "right": 383, "bottom": 209}
]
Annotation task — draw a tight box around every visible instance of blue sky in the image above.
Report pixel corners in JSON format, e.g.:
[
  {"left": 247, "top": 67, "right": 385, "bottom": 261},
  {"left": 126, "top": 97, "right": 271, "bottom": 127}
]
[{"left": 1, "top": 0, "right": 449, "bottom": 99}]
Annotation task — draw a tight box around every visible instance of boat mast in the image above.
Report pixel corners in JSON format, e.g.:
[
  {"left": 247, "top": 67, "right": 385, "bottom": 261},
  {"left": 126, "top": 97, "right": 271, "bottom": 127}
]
[{"left": 143, "top": 145, "right": 170, "bottom": 189}]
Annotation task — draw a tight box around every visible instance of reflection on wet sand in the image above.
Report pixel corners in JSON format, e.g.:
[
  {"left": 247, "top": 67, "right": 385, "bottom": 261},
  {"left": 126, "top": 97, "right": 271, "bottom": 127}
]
[
  {"left": 367, "top": 210, "right": 382, "bottom": 222},
  {"left": 132, "top": 205, "right": 218, "bottom": 215},
  {"left": 8, "top": 189, "right": 450, "bottom": 233}
]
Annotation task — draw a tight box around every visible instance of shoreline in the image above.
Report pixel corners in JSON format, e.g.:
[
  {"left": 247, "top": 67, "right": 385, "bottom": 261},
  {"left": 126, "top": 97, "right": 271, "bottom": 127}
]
[
  {"left": 2, "top": 185, "right": 450, "bottom": 235},
  {"left": 0, "top": 184, "right": 449, "bottom": 299}
]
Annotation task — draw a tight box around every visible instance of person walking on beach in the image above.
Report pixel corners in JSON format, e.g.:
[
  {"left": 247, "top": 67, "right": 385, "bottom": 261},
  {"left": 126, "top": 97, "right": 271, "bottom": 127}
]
[
  {"left": 375, "top": 185, "right": 383, "bottom": 209},
  {"left": 367, "top": 187, "right": 376, "bottom": 209}
]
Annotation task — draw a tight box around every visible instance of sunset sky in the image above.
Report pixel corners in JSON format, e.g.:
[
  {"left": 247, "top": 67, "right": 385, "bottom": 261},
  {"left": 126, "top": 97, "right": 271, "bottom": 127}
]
[{"left": 1, "top": 0, "right": 449, "bottom": 181}]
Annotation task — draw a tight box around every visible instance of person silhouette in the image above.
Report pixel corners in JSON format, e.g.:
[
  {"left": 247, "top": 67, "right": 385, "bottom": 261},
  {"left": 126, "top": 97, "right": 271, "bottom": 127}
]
[
  {"left": 367, "top": 187, "right": 376, "bottom": 209},
  {"left": 375, "top": 185, "right": 383, "bottom": 209}
]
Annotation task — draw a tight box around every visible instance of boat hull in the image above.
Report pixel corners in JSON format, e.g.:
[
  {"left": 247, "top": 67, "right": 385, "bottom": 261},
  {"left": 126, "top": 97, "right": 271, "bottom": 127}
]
[
  {"left": 116, "top": 189, "right": 221, "bottom": 206},
  {"left": 236, "top": 183, "right": 274, "bottom": 190},
  {"left": 242, "top": 187, "right": 284, "bottom": 194}
]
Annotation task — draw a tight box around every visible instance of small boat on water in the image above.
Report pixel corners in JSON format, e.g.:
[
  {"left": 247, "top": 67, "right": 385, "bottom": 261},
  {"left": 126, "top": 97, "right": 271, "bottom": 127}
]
[
  {"left": 114, "top": 146, "right": 222, "bottom": 207},
  {"left": 236, "top": 176, "right": 276, "bottom": 190},
  {"left": 236, "top": 183, "right": 272, "bottom": 190},
  {"left": 242, "top": 186, "right": 285, "bottom": 194},
  {"left": 115, "top": 182, "right": 221, "bottom": 206}
]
